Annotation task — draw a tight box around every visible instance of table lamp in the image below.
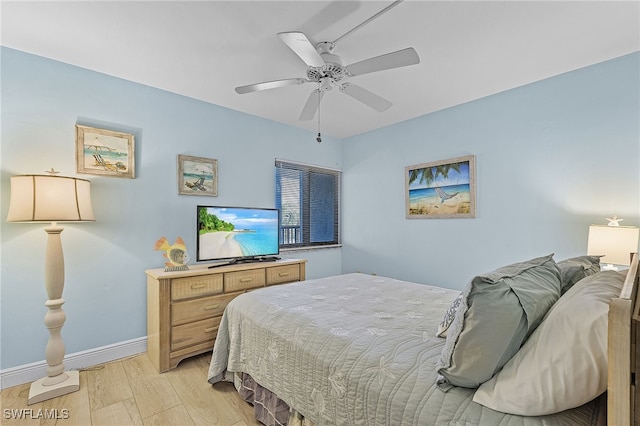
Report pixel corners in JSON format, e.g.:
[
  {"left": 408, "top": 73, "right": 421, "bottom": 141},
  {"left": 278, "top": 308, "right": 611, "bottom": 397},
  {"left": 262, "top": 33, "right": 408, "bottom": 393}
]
[
  {"left": 6, "top": 170, "right": 95, "bottom": 404},
  {"left": 587, "top": 217, "right": 639, "bottom": 270}
]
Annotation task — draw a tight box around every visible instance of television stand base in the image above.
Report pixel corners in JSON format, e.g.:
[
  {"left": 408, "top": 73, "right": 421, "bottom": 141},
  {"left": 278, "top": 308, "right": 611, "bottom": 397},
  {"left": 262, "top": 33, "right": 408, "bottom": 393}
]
[
  {"left": 234, "top": 256, "right": 281, "bottom": 264},
  {"left": 253, "top": 256, "right": 281, "bottom": 263},
  {"left": 208, "top": 256, "right": 281, "bottom": 269}
]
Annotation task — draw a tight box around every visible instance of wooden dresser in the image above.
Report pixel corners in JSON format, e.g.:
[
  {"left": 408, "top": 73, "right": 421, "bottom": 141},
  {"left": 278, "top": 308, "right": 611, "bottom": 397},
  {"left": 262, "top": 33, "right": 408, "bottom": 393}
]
[{"left": 145, "top": 258, "right": 307, "bottom": 372}]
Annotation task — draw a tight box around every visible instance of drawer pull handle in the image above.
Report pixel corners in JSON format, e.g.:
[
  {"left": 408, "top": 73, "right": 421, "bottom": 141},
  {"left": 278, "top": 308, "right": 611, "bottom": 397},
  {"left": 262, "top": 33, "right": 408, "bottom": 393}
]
[
  {"left": 204, "top": 304, "right": 219, "bottom": 310},
  {"left": 239, "top": 278, "right": 253, "bottom": 283},
  {"left": 191, "top": 283, "right": 206, "bottom": 289},
  {"left": 278, "top": 272, "right": 290, "bottom": 277},
  {"left": 204, "top": 327, "right": 217, "bottom": 333}
]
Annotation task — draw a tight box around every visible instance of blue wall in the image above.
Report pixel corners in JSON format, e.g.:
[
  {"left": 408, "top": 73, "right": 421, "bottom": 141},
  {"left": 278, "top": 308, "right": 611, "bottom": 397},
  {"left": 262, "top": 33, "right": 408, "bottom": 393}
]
[
  {"left": 1, "top": 47, "right": 638, "bottom": 371},
  {"left": 341, "top": 52, "right": 640, "bottom": 288},
  {"left": 0, "top": 47, "right": 342, "bottom": 370}
]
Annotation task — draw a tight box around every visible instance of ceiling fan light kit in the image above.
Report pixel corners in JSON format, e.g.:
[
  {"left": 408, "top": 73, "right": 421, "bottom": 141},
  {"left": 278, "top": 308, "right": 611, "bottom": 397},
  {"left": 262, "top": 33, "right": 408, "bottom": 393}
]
[{"left": 235, "top": 0, "right": 420, "bottom": 129}]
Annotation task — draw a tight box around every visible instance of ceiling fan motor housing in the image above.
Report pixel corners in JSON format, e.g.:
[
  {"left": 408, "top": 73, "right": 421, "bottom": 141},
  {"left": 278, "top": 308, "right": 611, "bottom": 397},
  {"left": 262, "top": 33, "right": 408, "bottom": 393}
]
[{"left": 307, "top": 53, "right": 345, "bottom": 91}]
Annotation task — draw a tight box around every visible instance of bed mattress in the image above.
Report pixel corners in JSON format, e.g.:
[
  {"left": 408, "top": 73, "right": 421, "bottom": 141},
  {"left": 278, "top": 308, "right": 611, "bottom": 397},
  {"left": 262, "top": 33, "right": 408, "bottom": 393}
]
[{"left": 208, "top": 273, "right": 599, "bottom": 425}]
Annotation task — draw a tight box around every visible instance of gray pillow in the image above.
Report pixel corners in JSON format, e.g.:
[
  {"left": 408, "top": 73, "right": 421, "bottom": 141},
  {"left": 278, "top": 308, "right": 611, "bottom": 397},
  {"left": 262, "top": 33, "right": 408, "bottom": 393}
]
[
  {"left": 557, "top": 255, "right": 601, "bottom": 294},
  {"left": 436, "top": 254, "right": 561, "bottom": 389}
]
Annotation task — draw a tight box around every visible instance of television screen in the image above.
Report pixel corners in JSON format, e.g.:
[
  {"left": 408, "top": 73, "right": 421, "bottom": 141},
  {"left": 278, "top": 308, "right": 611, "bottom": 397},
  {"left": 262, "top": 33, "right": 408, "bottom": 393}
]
[{"left": 197, "top": 206, "right": 279, "bottom": 263}]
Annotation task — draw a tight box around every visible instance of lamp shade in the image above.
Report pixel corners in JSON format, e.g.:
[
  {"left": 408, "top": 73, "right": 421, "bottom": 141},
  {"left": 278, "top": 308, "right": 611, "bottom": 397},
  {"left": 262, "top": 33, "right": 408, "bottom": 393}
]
[
  {"left": 6, "top": 175, "right": 95, "bottom": 222},
  {"left": 587, "top": 225, "right": 639, "bottom": 266}
]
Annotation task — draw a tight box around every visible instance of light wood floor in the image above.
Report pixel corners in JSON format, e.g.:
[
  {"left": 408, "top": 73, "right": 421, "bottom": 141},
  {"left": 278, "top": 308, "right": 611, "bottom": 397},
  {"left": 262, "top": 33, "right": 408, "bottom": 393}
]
[{"left": 0, "top": 352, "right": 261, "bottom": 426}]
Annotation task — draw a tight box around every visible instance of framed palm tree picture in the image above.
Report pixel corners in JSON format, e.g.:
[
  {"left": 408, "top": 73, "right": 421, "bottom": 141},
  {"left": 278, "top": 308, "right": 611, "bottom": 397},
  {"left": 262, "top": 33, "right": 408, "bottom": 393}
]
[{"left": 405, "top": 155, "right": 476, "bottom": 219}]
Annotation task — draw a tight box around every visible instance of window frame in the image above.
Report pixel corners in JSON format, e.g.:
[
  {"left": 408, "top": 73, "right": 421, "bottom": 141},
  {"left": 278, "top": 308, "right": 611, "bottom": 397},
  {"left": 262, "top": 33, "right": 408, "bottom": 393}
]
[{"left": 275, "top": 159, "right": 342, "bottom": 250}]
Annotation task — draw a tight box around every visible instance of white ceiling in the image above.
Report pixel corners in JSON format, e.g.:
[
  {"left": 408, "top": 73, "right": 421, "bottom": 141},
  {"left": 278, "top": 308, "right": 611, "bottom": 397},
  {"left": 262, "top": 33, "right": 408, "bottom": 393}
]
[{"left": 1, "top": 1, "right": 639, "bottom": 139}]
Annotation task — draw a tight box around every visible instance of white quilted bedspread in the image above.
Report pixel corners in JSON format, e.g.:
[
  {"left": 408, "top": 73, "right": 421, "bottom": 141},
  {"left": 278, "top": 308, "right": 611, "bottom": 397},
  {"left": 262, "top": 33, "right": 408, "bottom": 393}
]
[{"left": 208, "top": 273, "right": 598, "bottom": 426}]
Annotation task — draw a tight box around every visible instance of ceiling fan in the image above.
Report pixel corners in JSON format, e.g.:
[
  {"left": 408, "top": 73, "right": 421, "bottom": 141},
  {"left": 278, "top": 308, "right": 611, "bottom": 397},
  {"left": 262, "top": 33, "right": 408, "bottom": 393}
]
[{"left": 235, "top": 0, "right": 420, "bottom": 122}]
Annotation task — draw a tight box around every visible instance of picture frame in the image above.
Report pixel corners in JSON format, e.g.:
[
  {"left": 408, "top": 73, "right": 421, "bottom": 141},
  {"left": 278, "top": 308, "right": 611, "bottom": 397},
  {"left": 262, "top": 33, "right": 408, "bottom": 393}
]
[
  {"left": 177, "top": 154, "right": 218, "bottom": 196},
  {"left": 405, "top": 155, "right": 476, "bottom": 219},
  {"left": 75, "top": 125, "right": 135, "bottom": 178}
]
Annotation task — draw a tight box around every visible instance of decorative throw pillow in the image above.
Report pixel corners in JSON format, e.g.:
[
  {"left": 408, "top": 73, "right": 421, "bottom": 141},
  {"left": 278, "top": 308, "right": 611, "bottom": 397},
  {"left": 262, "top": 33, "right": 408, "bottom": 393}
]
[
  {"left": 436, "top": 293, "right": 462, "bottom": 338},
  {"left": 436, "top": 254, "right": 561, "bottom": 389},
  {"left": 473, "top": 270, "right": 625, "bottom": 415},
  {"left": 557, "top": 255, "right": 602, "bottom": 294}
]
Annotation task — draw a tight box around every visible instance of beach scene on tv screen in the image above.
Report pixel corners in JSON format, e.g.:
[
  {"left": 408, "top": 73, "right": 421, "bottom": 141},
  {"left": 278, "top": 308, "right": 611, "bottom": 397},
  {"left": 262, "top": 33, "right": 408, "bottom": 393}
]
[{"left": 198, "top": 207, "right": 279, "bottom": 260}]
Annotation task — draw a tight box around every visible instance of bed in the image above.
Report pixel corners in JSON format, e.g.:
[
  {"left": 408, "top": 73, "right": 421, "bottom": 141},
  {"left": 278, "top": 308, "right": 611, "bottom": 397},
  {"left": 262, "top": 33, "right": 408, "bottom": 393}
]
[{"left": 208, "top": 253, "right": 640, "bottom": 425}]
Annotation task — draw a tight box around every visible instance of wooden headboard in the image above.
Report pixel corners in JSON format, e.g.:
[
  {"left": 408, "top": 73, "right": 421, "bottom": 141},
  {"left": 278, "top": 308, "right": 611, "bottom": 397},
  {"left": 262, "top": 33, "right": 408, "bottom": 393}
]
[{"left": 608, "top": 252, "right": 639, "bottom": 426}]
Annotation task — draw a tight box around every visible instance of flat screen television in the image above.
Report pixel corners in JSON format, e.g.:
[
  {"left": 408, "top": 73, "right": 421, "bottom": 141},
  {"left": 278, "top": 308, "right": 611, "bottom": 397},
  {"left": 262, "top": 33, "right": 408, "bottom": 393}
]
[{"left": 197, "top": 205, "right": 280, "bottom": 266}]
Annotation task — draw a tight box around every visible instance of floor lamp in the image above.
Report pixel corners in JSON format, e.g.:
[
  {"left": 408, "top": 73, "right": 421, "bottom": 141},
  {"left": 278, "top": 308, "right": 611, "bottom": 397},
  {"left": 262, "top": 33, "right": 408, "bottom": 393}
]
[{"left": 6, "top": 171, "right": 95, "bottom": 405}]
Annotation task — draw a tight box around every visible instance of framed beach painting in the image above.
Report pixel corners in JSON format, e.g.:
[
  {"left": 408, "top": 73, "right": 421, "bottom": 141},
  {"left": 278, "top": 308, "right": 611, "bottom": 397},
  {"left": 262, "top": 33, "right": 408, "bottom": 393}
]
[
  {"left": 76, "top": 125, "right": 135, "bottom": 178},
  {"left": 405, "top": 155, "right": 476, "bottom": 219},
  {"left": 177, "top": 154, "right": 218, "bottom": 196}
]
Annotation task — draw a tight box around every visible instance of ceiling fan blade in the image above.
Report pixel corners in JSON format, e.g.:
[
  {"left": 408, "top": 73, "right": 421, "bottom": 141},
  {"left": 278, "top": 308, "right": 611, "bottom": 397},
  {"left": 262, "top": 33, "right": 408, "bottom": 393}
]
[
  {"left": 339, "top": 83, "right": 392, "bottom": 112},
  {"left": 278, "top": 32, "right": 325, "bottom": 68},
  {"left": 299, "top": 89, "right": 325, "bottom": 121},
  {"left": 235, "top": 78, "right": 309, "bottom": 94},
  {"left": 346, "top": 47, "right": 420, "bottom": 77}
]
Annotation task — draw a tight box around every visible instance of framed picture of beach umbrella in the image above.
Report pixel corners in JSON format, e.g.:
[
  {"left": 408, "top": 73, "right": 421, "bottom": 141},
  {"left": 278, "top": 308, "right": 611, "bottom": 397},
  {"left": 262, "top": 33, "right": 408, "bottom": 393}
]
[
  {"left": 76, "top": 125, "right": 135, "bottom": 178},
  {"left": 177, "top": 154, "right": 218, "bottom": 196},
  {"left": 405, "top": 155, "right": 476, "bottom": 219}
]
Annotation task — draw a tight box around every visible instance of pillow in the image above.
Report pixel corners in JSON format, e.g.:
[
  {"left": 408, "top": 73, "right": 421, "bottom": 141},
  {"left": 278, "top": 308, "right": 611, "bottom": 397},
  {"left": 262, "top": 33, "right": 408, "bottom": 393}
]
[
  {"left": 436, "top": 254, "right": 561, "bottom": 389},
  {"left": 472, "top": 270, "right": 625, "bottom": 415},
  {"left": 436, "top": 293, "right": 462, "bottom": 338},
  {"left": 557, "top": 255, "right": 602, "bottom": 294}
]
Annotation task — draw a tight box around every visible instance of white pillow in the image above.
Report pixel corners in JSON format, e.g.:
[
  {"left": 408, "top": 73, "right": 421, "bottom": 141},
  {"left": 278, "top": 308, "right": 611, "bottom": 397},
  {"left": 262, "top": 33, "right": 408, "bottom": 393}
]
[{"left": 472, "top": 270, "right": 625, "bottom": 415}]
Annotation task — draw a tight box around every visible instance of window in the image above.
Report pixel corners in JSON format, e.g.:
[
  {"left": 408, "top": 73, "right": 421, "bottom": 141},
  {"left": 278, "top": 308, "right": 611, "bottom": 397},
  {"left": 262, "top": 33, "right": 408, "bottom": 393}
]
[{"left": 275, "top": 159, "right": 341, "bottom": 249}]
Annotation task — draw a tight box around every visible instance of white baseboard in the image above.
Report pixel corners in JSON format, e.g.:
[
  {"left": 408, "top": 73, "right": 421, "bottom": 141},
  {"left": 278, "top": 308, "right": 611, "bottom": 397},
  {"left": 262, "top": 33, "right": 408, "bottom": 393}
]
[{"left": 0, "top": 337, "right": 147, "bottom": 390}]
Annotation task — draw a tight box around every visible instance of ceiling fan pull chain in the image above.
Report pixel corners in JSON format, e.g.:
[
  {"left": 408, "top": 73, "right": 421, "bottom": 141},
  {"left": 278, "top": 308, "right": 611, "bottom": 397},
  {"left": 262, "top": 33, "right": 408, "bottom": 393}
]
[{"left": 316, "top": 83, "right": 322, "bottom": 143}]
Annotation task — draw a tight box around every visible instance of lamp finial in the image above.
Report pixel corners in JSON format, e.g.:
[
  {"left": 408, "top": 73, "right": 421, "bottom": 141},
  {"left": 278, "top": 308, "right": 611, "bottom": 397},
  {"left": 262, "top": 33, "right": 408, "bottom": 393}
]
[
  {"left": 606, "top": 215, "right": 623, "bottom": 226},
  {"left": 46, "top": 168, "right": 60, "bottom": 175}
]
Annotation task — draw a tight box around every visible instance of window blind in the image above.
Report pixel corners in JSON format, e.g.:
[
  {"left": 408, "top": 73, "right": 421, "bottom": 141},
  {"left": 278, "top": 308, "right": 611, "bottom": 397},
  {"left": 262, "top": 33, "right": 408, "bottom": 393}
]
[{"left": 275, "top": 159, "right": 341, "bottom": 248}]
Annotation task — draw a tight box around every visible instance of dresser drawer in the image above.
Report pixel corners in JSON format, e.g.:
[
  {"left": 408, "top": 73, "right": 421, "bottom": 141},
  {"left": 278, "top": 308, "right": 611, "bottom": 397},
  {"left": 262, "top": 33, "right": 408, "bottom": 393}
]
[
  {"left": 172, "top": 274, "right": 223, "bottom": 301},
  {"left": 267, "top": 264, "right": 300, "bottom": 285},
  {"left": 224, "top": 269, "right": 265, "bottom": 292},
  {"left": 171, "top": 292, "right": 238, "bottom": 326},
  {"left": 171, "top": 317, "right": 221, "bottom": 351}
]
